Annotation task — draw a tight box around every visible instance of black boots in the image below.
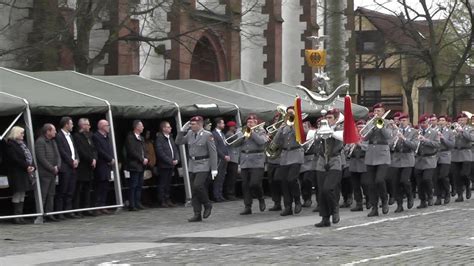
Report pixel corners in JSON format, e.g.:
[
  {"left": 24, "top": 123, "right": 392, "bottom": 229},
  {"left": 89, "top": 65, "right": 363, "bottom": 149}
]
[
  {"left": 466, "top": 187, "right": 472, "bottom": 199},
  {"left": 269, "top": 202, "right": 282, "bottom": 211},
  {"left": 188, "top": 213, "right": 202, "bottom": 222},
  {"left": 12, "top": 202, "right": 26, "bottom": 224},
  {"left": 417, "top": 201, "right": 428, "bottom": 209},
  {"left": 434, "top": 197, "right": 442, "bottom": 206},
  {"left": 367, "top": 206, "right": 379, "bottom": 217},
  {"left": 240, "top": 206, "right": 252, "bottom": 215},
  {"left": 407, "top": 195, "right": 414, "bottom": 209},
  {"left": 294, "top": 201, "right": 302, "bottom": 214},
  {"left": 350, "top": 202, "right": 363, "bottom": 212},
  {"left": 394, "top": 203, "right": 404, "bottom": 213},
  {"left": 315, "top": 217, "right": 331, "bottom": 227},
  {"left": 444, "top": 195, "right": 450, "bottom": 204},
  {"left": 302, "top": 199, "right": 312, "bottom": 208},
  {"left": 332, "top": 212, "right": 340, "bottom": 224},
  {"left": 455, "top": 195, "right": 464, "bottom": 202},
  {"left": 258, "top": 199, "right": 266, "bottom": 212},
  {"left": 381, "top": 201, "right": 389, "bottom": 214},
  {"left": 280, "top": 207, "right": 293, "bottom": 216},
  {"left": 203, "top": 204, "right": 212, "bottom": 219}
]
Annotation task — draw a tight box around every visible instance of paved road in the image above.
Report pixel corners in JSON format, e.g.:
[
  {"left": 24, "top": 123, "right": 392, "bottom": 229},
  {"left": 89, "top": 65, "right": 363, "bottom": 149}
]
[{"left": 0, "top": 197, "right": 473, "bottom": 265}]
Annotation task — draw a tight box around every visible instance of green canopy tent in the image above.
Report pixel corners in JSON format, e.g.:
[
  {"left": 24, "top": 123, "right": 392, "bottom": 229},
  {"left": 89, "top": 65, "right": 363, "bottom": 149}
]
[
  {"left": 161, "top": 79, "right": 281, "bottom": 123},
  {"left": 267, "top": 82, "right": 370, "bottom": 119},
  {"left": 0, "top": 67, "right": 114, "bottom": 222}
]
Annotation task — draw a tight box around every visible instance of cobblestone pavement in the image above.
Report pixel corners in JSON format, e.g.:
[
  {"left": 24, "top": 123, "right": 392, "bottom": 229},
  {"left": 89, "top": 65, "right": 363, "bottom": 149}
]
[{"left": 0, "top": 197, "right": 473, "bottom": 265}]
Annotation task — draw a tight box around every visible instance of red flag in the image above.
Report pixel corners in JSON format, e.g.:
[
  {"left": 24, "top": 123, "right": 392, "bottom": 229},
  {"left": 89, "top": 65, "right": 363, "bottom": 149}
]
[
  {"left": 343, "top": 95, "right": 359, "bottom": 144},
  {"left": 294, "top": 97, "right": 306, "bottom": 144}
]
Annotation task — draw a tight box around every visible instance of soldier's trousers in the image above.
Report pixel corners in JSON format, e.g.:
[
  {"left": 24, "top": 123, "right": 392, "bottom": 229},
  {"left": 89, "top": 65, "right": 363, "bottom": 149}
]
[
  {"left": 241, "top": 168, "right": 264, "bottom": 207},
  {"left": 434, "top": 164, "right": 450, "bottom": 199},
  {"left": 340, "top": 167, "right": 352, "bottom": 202},
  {"left": 350, "top": 172, "right": 369, "bottom": 204},
  {"left": 392, "top": 167, "right": 413, "bottom": 204},
  {"left": 451, "top": 161, "right": 471, "bottom": 196},
  {"left": 299, "top": 171, "right": 316, "bottom": 202},
  {"left": 366, "top": 164, "right": 388, "bottom": 206},
  {"left": 317, "top": 170, "right": 342, "bottom": 218},
  {"left": 277, "top": 163, "right": 301, "bottom": 208},
  {"left": 224, "top": 162, "right": 238, "bottom": 198},
  {"left": 190, "top": 171, "right": 211, "bottom": 213},
  {"left": 386, "top": 167, "right": 396, "bottom": 200},
  {"left": 267, "top": 163, "right": 282, "bottom": 204},
  {"left": 414, "top": 168, "right": 435, "bottom": 202}
]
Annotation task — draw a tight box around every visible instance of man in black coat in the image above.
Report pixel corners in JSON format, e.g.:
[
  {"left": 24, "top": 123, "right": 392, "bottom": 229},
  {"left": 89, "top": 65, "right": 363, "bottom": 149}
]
[
  {"left": 125, "top": 120, "right": 148, "bottom": 211},
  {"left": 211, "top": 117, "right": 230, "bottom": 202},
  {"left": 73, "top": 118, "right": 97, "bottom": 216},
  {"left": 155, "top": 121, "right": 180, "bottom": 207},
  {"left": 55, "top": 116, "right": 80, "bottom": 219},
  {"left": 92, "top": 119, "right": 115, "bottom": 214}
]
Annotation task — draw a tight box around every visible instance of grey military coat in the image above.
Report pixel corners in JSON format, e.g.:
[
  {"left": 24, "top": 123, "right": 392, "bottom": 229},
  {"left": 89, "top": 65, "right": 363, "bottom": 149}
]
[
  {"left": 415, "top": 127, "right": 440, "bottom": 170},
  {"left": 238, "top": 129, "right": 267, "bottom": 169},
  {"left": 175, "top": 129, "right": 218, "bottom": 173},
  {"left": 274, "top": 125, "right": 304, "bottom": 166},
  {"left": 364, "top": 120, "right": 393, "bottom": 166},
  {"left": 348, "top": 141, "right": 368, "bottom": 173},
  {"left": 451, "top": 125, "right": 474, "bottom": 162},
  {"left": 315, "top": 134, "right": 343, "bottom": 172},
  {"left": 436, "top": 127, "right": 455, "bottom": 164},
  {"left": 225, "top": 131, "right": 240, "bottom": 164},
  {"left": 391, "top": 126, "right": 417, "bottom": 168}
]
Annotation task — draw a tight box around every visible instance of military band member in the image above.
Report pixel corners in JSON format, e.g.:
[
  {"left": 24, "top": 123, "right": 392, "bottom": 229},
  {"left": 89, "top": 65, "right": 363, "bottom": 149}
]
[
  {"left": 238, "top": 114, "right": 268, "bottom": 215},
  {"left": 224, "top": 121, "right": 239, "bottom": 201},
  {"left": 314, "top": 110, "right": 344, "bottom": 227},
  {"left": 451, "top": 112, "right": 474, "bottom": 201},
  {"left": 390, "top": 114, "right": 417, "bottom": 213},
  {"left": 299, "top": 121, "right": 317, "bottom": 208},
  {"left": 348, "top": 120, "right": 370, "bottom": 211},
  {"left": 274, "top": 106, "right": 304, "bottom": 216},
  {"left": 267, "top": 154, "right": 282, "bottom": 211},
  {"left": 387, "top": 112, "right": 403, "bottom": 206},
  {"left": 414, "top": 115, "right": 440, "bottom": 208},
  {"left": 175, "top": 116, "right": 218, "bottom": 222},
  {"left": 364, "top": 103, "right": 392, "bottom": 217},
  {"left": 434, "top": 115, "right": 455, "bottom": 205},
  {"left": 429, "top": 114, "right": 438, "bottom": 129}
]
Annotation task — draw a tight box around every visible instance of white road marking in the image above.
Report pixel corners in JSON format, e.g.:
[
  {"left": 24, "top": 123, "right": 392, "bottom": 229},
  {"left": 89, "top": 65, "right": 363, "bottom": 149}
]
[
  {"left": 341, "top": 246, "right": 434, "bottom": 265},
  {"left": 335, "top": 208, "right": 455, "bottom": 231},
  {"left": 469, "top": 237, "right": 474, "bottom": 240},
  {"left": 273, "top": 236, "right": 286, "bottom": 240}
]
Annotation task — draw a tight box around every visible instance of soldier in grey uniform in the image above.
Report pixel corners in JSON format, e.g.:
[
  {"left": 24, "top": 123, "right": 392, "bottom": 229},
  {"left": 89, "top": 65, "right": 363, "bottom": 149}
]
[
  {"left": 267, "top": 155, "right": 283, "bottom": 211},
  {"left": 314, "top": 110, "right": 344, "bottom": 227},
  {"left": 274, "top": 107, "right": 304, "bottom": 216},
  {"left": 348, "top": 120, "right": 370, "bottom": 211},
  {"left": 451, "top": 113, "right": 474, "bottom": 201},
  {"left": 224, "top": 121, "right": 239, "bottom": 201},
  {"left": 236, "top": 114, "right": 268, "bottom": 215},
  {"left": 364, "top": 103, "right": 393, "bottom": 217},
  {"left": 390, "top": 114, "right": 417, "bottom": 213},
  {"left": 386, "top": 112, "right": 403, "bottom": 206},
  {"left": 434, "top": 115, "right": 455, "bottom": 205},
  {"left": 175, "top": 116, "right": 218, "bottom": 222},
  {"left": 414, "top": 115, "right": 440, "bottom": 208},
  {"left": 299, "top": 123, "right": 317, "bottom": 208}
]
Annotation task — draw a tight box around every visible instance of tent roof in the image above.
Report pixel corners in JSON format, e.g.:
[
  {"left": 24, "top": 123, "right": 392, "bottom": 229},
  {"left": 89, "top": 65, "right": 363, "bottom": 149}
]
[
  {"left": 23, "top": 71, "right": 178, "bottom": 119},
  {"left": 0, "top": 92, "right": 27, "bottom": 116},
  {"left": 0, "top": 68, "right": 108, "bottom": 116},
  {"left": 208, "top": 80, "right": 319, "bottom": 116},
  {"left": 96, "top": 75, "right": 238, "bottom": 117},
  {"left": 267, "top": 82, "right": 370, "bottom": 119},
  {"left": 162, "top": 79, "right": 279, "bottom": 122}
]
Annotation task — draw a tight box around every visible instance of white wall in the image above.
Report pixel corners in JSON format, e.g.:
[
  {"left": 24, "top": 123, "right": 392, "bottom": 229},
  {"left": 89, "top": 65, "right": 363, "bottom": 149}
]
[{"left": 282, "top": 0, "right": 305, "bottom": 86}]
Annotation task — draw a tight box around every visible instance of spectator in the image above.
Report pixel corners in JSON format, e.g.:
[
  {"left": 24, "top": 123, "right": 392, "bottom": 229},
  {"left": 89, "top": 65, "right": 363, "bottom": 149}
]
[
  {"left": 155, "top": 121, "right": 179, "bottom": 207},
  {"left": 125, "top": 120, "right": 148, "bottom": 211},
  {"left": 35, "top": 123, "right": 61, "bottom": 222},
  {"left": 55, "top": 117, "right": 80, "bottom": 219},
  {"left": 92, "top": 119, "right": 115, "bottom": 215},
  {"left": 73, "top": 118, "right": 97, "bottom": 216},
  {"left": 212, "top": 117, "right": 230, "bottom": 202},
  {"left": 144, "top": 130, "right": 156, "bottom": 176},
  {"left": 5, "top": 126, "right": 35, "bottom": 224},
  {"left": 224, "top": 121, "right": 239, "bottom": 201}
]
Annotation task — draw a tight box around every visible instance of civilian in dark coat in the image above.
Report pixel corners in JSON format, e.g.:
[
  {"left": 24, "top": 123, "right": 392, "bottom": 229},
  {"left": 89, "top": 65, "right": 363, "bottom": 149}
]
[
  {"left": 92, "top": 119, "right": 115, "bottom": 214},
  {"left": 211, "top": 117, "right": 230, "bottom": 202},
  {"left": 73, "top": 118, "right": 98, "bottom": 214},
  {"left": 35, "top": 123, "right": 61, "bottom": 222},
  {"left": 5, "top": 126, "right": 35, "bottom": 224},
  {"left": 124, "top": 120, "right": 148, "bottom": 211},
  {"left": 55, "top": 117, "right": 80, "bottom": 219},
  {"left": 155, "top": 121, "right": 180, "bottom": 207}
]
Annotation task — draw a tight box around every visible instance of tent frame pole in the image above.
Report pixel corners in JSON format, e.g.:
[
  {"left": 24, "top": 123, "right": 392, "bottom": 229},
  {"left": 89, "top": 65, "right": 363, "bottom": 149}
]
[{"left": 106, "top": 106, "right": 123, "bottom": 208}]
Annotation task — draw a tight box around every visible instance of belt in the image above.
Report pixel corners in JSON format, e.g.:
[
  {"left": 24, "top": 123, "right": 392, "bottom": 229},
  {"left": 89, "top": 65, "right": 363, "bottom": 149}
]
[
  {"left": 191, "top": 155, "right": 209, "bottom": 160},
  {"left": 241, "top": 150, "right": 264, "bottom": 154},
  {"left": 454, "top": 147, "right": 470, "bottom": 150},
  {"left": 283, "top": 146, "right": 301, "bottom": 151},
  {"left": 421, "top": 152, "right": 437, "bottom": 157},
  {"left": 369, "top": 141, "right": 388, "bottom": 145},
  {"left": 304, "top": 152, "right": 313, "bottom": 156}
]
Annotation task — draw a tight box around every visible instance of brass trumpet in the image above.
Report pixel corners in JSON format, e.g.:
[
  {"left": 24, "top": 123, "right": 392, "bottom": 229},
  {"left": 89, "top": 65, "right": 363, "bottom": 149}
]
[
  {"left": 360, "top": 110, "right": 391, "bottom": 138},
  {"left": 266, "top": 105, "right": 288, "bottom": 134},
  {"left": 225, "top": 122, "right": 266, "bottom": 146}
]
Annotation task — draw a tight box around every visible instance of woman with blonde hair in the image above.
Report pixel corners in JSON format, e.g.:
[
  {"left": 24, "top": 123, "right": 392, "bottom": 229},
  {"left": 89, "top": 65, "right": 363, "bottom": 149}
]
[{"left": 5, "top": 126, "right": 36, "bottom": 224}]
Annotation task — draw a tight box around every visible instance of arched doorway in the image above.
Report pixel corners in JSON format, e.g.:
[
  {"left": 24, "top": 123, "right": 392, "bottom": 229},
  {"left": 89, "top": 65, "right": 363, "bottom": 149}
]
[{"left": 190, "top": 34, "right": 227, "bottom": 81}]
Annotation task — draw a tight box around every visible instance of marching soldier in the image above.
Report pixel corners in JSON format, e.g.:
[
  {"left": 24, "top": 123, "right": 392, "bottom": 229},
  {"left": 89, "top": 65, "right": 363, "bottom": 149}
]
[
  {"left": 451, "top": 112, "right": 474, "bottom": 201},
  {"left": 390, "top": 114, "right": 417, "bottom": 213},
  {"left": 364, "top": 103, "right": 392, "bottom": 217},
  {"left": 237, "top": 114, "right": 268, "bottom": 215},
  {"left": 414, "top": 115, "right": 440, "bottom": 208},
  {"left": 314, "top": 110, "right": 344, "bottom": 227},
  {"left": 387, "top": 112, "right": 403, "bottom": 206},
  {"left": 434, "top": 115, "right": 455, "bottom": 205},
  {"left": 175, "top": 116, "right": 218, "bottom": 222},
  {"left": 299, "top": 121, "right": 317, "bottom": 208},
  {"left": 274, "top": 106, "right": 304, "bottom": 216},
  {"left": 348, "top": 120, "right": 370, "bottom": 211},
  {"left": 267, "top": 154, "right": 283, "bottom": 211}
]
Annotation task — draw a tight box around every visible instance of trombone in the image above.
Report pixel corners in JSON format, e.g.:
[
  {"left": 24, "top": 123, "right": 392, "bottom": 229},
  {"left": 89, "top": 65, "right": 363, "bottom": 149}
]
[
  {"left": 266, "top": 105, "right": 287, "bottom": 134},
  {"left": 360, "top": 110, "right": 391, "bottom": 138},
  {"left": 224, "top": 122, "right": 265, "bottom": 146}
]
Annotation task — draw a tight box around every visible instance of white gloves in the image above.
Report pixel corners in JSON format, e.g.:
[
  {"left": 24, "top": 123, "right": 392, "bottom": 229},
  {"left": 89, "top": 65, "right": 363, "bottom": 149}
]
[{"left": 211, "top": 170, "right": 218, "bottom": 180}]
